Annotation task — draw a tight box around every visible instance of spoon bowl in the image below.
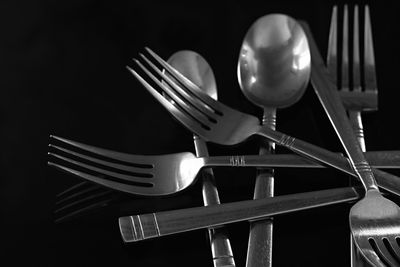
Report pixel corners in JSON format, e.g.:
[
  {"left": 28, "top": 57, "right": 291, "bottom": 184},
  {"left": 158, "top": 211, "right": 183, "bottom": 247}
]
[
  {"left": 238, "top": 14, "right": 311, "bottom": 108},
  {"left": 167, "top": 50, "right": 217, "bottom": 100}
]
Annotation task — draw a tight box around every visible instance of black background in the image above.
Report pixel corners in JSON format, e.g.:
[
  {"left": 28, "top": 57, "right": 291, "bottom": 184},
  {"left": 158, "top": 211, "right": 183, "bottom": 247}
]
[{"left": 2, "top": 0, "right": 400, "bottom": 266}]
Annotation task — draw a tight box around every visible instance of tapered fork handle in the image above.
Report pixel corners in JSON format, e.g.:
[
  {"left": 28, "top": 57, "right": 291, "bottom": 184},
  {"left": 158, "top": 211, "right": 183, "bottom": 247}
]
[
  {"left": 246, "top": 107, "right": 276, "bottom": 267},
  {"left": 206, "top": 151, "right": 400, "bottom": 169},
  {"left": 302, "top": 21, "right": 378, "bottom": 191},
  {"left": 119, "top": 187, "right": 361, "bottom": 242},
  {"left": 256, "top": 127, "right": 400, "bottom": 196}
]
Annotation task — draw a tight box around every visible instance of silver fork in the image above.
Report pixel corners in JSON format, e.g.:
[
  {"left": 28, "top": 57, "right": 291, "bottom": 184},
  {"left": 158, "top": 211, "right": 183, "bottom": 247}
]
[
  {"left": 327, "top": 5, "right": 378, "bottom": 266},
  {"left": 302, "top": 12, "right": 400, "bottom": 265},
  {"left": 50, "top": 135, "right": 400, "bottom": 197},
  {"left": 126, "top": 47, "right": 400, "bottom": 197}
]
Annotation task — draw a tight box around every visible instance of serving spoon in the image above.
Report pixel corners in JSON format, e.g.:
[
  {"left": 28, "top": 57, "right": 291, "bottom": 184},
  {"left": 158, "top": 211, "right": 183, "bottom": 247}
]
[{"left": 237, "top": 13, "right": 310, "bottom": 267}]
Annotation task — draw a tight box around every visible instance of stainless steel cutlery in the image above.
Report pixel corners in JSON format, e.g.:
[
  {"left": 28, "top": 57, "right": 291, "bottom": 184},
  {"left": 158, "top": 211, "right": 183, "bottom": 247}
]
[
  {"left": 127, "top": 47, "right": 400, "bottom": 197},
  {"left": 119, "top": 186, "right": 363, "bottom": 242},
  {"left": 49, "top": 135, "right": 400, "bottom": 196},
  {"left": 48, "top": 6, "right": 400, "bottom": 266},
  {"left": 327, "top": 5, "right": 378, "bottom": 266}
]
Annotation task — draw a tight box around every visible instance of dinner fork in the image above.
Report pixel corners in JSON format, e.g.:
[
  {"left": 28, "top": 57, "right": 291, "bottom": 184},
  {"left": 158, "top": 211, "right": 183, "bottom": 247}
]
[
  {"left": 327, "top": 5, "right": 378, "bottom": 266},
  {"left": 126, "top": 47, "right": 400, "bottom": 198},
  {"left": 49, "top": 134, "right": 400, "bottom": 196},
  {"left": 302, "top": 14, "right": 400, "bottom": 265}
]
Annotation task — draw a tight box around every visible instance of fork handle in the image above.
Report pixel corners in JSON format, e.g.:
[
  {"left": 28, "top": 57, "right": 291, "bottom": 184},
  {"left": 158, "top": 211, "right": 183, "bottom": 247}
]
[
  {"left": 119, "top": 187, "right": 361, "bottom": 243},
  {"left": 255, "top": 127, "right": 400, "bottom": 197},
  {"left": 206, "top": 151, "right": 400, "bottom": 169}
]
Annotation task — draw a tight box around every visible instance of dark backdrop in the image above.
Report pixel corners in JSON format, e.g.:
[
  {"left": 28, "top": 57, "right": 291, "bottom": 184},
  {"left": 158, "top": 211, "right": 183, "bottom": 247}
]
[{"left": 1, "top": 0, "right": 400, "bottom": 266}]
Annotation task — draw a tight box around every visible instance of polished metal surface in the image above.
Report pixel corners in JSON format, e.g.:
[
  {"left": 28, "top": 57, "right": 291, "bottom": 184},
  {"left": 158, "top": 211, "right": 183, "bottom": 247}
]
[
  {"left": 327, "top": 5, "right": 378, "bottom": 266},
  {"left": 119, "top": 186, "right": 362, "bottom": 242},
  {"left": 237, "top": 14, "right": 310, "bottom": 267},
  {"left": 167, "top": 51, "right": 217, "bottom": 101},
  {"left": 238, "top": 14, "right": 310, "bottom": 108},
  {"left": 167, "top": 50, "right": 235, "bottom": 267},
  {"left": 127, "top": 47, "right": 400, "bottom": 198},
  {"left": 302, "top": 9, "right": 400, "bottom": 265},
  {"left": 46, "top": 9, "right": 399, "bottom": 265},
  {"left": 48, "top": 135, "right": 400, "bottom": 198}
]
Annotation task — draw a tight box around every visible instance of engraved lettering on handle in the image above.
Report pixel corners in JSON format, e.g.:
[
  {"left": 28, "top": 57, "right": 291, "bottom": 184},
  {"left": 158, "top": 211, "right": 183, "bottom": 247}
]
[
  {"left": 278, "top": 135, "right": 296, "bottom": 149},
  {"left": 229, "top": 156, "right": 245, "bottom": 166}
]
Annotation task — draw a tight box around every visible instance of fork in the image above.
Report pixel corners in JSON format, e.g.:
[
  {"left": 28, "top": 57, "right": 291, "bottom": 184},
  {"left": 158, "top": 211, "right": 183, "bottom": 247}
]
[
  {"left": 302, "top": 13, "right": 400, "bottom": 265},
  {"left": 327, "top": 5, "right": 377, "bottom": 266},
  {"left": 51, "top": 145, "right": 400, "bottom": 223},
  {"left": 126, "top": 47, "right": 400, "bottom": 198},
  {"left": 48, "top": 135, "right": 400, "bottom": 197}
]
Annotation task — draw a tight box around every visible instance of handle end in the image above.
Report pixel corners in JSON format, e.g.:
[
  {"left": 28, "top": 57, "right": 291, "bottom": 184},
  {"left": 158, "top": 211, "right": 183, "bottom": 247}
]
[
  {"left": 119, "top": 216, "right": 139, "bottom": 243},
  {"left": 119, "top": 214, "right": 161, "bottom": 243}
]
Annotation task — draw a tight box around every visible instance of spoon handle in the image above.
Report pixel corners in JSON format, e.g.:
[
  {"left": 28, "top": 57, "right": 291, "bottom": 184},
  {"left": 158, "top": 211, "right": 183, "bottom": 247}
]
[
  {"left": 301, "top": 21, "right": 378, "bottom": 191},
  {"left": 246, "top": 107, "right": 276, "bottom": 267},
  {"left": 193, "top": 135, "right": 236, "bottom": 267},
  {"left": 118, "top": 187, "right": 361, "bottom": 243}
]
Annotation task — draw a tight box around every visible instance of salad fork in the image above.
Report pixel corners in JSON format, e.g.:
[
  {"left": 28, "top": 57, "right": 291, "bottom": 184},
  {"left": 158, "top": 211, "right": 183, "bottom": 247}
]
[
  {"left": 327, "top": 5, "right": 378, "bottom": 266},
  {"left": 126, "top": 47, "right": 400, "bottom": 197}
]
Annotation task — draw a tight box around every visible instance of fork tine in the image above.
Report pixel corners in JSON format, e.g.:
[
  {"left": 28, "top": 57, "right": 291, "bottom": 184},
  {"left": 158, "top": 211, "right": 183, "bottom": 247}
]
[
  {"left": 48, "top": 153, "right": 153, "bottom": 185},
  {"left": 139, "top": 53, "right": 217, "bottom": 120},
  {"left": 50, "top": 135, "right": 151, "bottom": 166},
  {"left": 49, "top": 144, "right": 152, "bottom": 175},
  {"left": 373, "top": 238, "right": 400, "bottom": 266},
  {"left": 352, "top": 5, "right": 361, "bottom": 92},
  {"left": 145, "top": 47, "right": 223, "bottom": 114},
  {"left": 355, "top": 237, "right": 386, "bottom": 267},
  {"left": 364, "top": 5, "right": 377, "bottom": 92},
  {"left": 133, "top": 58, "right": 213, "bottom": 127},
  {"left": 386, "top": 237, "right": 400, "bottom": 260},
  {"left": 327, "top": 5, "right": 338, "bottom": 84},
  {"left": 56, "top": 183, "right": 104, "bottom": 205},
  {"left": 48, "top": 161, "right": 155, "bottom": 195},
  {"left": 341, "top": 5, "right": 349, "bottom": 91},
  {"left": 55, "top": 190, "right": 113, "bottom": 213},
  {"left": 126, "top": 66, "right": 210, "bottom": 137}
]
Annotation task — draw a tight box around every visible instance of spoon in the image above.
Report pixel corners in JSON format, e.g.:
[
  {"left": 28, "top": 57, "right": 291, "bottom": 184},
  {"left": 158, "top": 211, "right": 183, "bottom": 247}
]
[
  {"left": 237, "top": 14, "right": 311, "bottom": 267},
  {"left": 166, "top": 50, "right": 235, "bottom": 267}
]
